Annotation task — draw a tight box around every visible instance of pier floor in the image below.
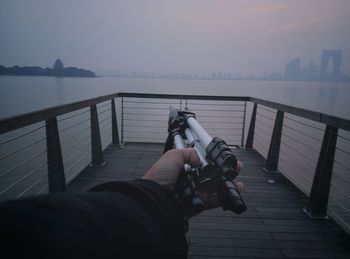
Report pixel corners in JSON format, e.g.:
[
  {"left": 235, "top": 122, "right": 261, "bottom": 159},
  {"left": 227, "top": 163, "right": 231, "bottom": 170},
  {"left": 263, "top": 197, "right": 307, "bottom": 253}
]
[{"left": 68, "top": 143, "right": 350, "bottom": 258}]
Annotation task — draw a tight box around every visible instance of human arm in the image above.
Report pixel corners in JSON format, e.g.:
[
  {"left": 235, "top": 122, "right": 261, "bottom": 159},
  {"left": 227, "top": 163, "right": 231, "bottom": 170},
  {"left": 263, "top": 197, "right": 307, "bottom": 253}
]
[{"left": 143, "top": 148, "right": 244, "bottom": 211}]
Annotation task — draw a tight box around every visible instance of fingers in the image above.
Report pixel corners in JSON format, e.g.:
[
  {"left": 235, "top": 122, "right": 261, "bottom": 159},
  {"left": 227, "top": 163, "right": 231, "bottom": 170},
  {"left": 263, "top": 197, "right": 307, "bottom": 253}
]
[
  {"left": 178, "top": 148, "right": 201, "bottom": 167},
  {"left": 235, "top": 181, "right": 245, "bottom": 192},
  {"left": 164, "top": 148, "right": 201, "bottom": 169},
  {"left": 236, "top": 161, "right": 243, "bottom": 173},
  {"left": 235, "top": 162, "right": 244, "bottom": 191}
]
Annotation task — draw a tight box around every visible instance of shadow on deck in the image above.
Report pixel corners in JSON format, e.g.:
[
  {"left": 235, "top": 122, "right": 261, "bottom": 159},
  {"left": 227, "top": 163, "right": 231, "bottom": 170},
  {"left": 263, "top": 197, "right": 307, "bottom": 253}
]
[{"left": 68, "top": 143, "right": 350, "bottom": 259}]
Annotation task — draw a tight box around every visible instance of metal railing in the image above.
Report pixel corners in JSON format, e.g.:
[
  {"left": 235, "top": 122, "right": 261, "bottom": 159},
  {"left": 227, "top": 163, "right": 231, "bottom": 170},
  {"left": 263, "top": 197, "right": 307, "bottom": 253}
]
[{"left": 0, "top": 92, "right": 349, "bottom": 235}]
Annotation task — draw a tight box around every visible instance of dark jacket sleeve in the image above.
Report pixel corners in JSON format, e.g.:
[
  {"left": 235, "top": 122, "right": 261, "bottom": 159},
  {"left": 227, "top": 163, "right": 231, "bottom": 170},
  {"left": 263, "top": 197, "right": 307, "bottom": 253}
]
[{"left": 0, "top": 179, "right": 188, "bottom": 259}]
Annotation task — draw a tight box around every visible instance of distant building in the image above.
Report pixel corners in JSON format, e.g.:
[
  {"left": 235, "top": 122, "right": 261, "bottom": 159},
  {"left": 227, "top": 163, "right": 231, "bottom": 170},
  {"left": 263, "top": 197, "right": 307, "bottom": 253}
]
[
  {"left": 284, "top": 58, "right": 301, "bottom": 80},
  {"left": 53, "top": 59, "right": 64, "bottom": 70},
  {"left": 320, "top": 49, "right": 342, "bottom": 81},
  {"left": 304, "top": 61, "right": 319, "bottom": 80}
]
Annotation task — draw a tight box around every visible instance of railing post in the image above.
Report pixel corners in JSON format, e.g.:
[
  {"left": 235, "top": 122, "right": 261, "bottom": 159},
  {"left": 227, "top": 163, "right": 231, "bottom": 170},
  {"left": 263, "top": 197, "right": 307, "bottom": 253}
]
[
  {"left": 120, "top": 97, "right": 124, "bottom": 146},
  {"left": 304, "top": 125, "right": 338, "bottom": 219},
  {"left": 245, "top": 103, "right": 257, "bottom": 148},
  {"left": 90, "top": 104, "right": 105, "bottom": 166},
  {"left": 111, "top": 98, "right": 120, "bottom": 145},
  {"left": 263, "top": 110, "right": 284, "bottom": 173},
  {"left": 241, "top": 101, "right": 247, "bottom": 148},
  {"left": 45, "top": 117, "right": 66, "bottom": 192}
]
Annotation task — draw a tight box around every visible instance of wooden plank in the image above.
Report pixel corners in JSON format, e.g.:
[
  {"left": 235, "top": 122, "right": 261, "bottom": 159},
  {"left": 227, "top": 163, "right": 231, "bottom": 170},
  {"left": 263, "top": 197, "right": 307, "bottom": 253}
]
[
  {"left": 281, "top": 249, "right": 350, "bottom": 258},
  {"left": 188, "top": 247, "right": 283, "bottom": 258},
  {"left": 190, "top": 237, "right": 344, "bottom": 250}
]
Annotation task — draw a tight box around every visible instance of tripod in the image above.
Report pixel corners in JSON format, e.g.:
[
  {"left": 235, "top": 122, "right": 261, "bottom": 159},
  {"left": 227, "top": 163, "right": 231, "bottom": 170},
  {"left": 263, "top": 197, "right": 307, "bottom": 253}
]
[{"left": 164, "top": 106, "right": 246, "bottom": 216}]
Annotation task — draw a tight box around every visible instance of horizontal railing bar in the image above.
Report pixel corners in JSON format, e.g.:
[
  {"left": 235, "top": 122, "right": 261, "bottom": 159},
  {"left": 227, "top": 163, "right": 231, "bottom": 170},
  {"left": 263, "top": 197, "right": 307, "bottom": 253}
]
[
  {"left": 187, "top": 103, "right": 244, "bottom": 107},
  {"left": 258, "top": 106, "right": 276, "bottom": 114},
  {"left": 284, "top": 115, "right": 324, "bottom": 131},
  {"left": 60, "top": 127, "right": 91, "bottom": 145},
  {"left": 282, "top": 124, "right": 323, "bottom": 143},
  {"left": 57, "top": 109, "right": 90, "bottom": 122},
  {"left": 124, "top": 124, "right": 168, "bottom": 131},
  {"left": 213, "top": 134, "right": 242, "bottom": 137},
  {"left": 118, "top": 92, "right": 249, "bottom": 101},
  {"left": 329, "top": 195, "right": 350, "bottom": 215},
  {"left": 124, "top": 106, "right": 174, "bottom": 110},
  {"left": 189, "top": 108, "right": 245, "bottom": 112},
  {"left": 333, "top": 159, "right": 350, "bottom": 172},
  {"left": 327, "top": 207, "right": 350, "bottom": 231},
  {"left": 256, "top": 118, "right": 274, "bottom": 129},
  {"left": 66, "top": 154, "right": 90, "bottom": 183},
  {"left": 336, "top": 146, "right": 350, "bottom": 156},
  {"left": 281, "top": 133, "right": 320, "bottom": 154},
  {"left": 0, "top": 149, "right": 47, "bottom": 178},
  {"left": 124, "top": 130, "right": 165, "bottom": 134},
  {"left": 280, "top": 140, "right": 318, "bottom": 165},
  {"left": 0, "top": 124, "right": 45, "bottom": 145},
  {"left": 256, "top": 112, "right": 275, "bottom": 121},
  {"left": 279, "top": 156, "right": 313, "bottom": 184},
  {"left": 17, "top": 169, "right": 52, "bottom": 198},
  {"left": 124, "top": 136, "right": 164, "bottom": 140},
  {"left": 0, "top": 161, "right": 48, "bottom": 194},
  {"left": 124, "top": 107, "right": 245, "bottom": 112},
  {"left": 254, "top": 131, "right": 270, "bottom": 144},
  {"left": 200, "top": 127, "right": 243, "bottom": 130},
  {"left": 97, "top": 108, "right": 111, "bottom": 116},
  {"left": 63, "top": 141, "right": 91, "bottom": 165},
  {"left": 195, "top": 121, "right": 239, "bottom": 125},
  {"left": 279, "top": 148, "right": 315, "bottom": 174},
  {"left": 99, "top": 116, "right": 111, "bottom": 126},
  {"left": 100, "top": 125, "right": 112, "bottom": 134},
  {"left": 197, "top": 115, "right": 244, "bottom": 118},
  {"left": 123, "top": 100, "right": 179, "bottom": 105},
  {"left": 100, "top": 124, "right": 111, "bottom": 134},
  {"left": 277, "top": 169, "right": 311, "bottom": 198},
  {"left": 60, "top": 117, "right": 90, "bottom": 133},
  {"left": 62, "top": 134, "right": 91, "bottom": 154},
  {"left": 281, "top": 138, "right": 319, "bottom": 162},
  {"left": 252, "top": 136, "right": 267, "bottom": 148},
  {"left": 123, "top": 112, "right": 169, "bottom": 116},
  {"left": 255, "top": 125, "right": 272, "bottom": 136},
  {"left": 97, "top": 102, "right": 111, "bottom": 109},
  {"left": 35, "top": 179, "right": 51, "bottom": 196},
  {"left": 332, "top": 170, "right": 350, "bottom": 187},
  {"left": 338, "top": 134, "right": 350, "bottom": 142},
  {"left": 0, "top": 137, "right": 46, "bottom": 161},
  {"left": 124, "top": 118, "right": 166, "bottom": 122}
]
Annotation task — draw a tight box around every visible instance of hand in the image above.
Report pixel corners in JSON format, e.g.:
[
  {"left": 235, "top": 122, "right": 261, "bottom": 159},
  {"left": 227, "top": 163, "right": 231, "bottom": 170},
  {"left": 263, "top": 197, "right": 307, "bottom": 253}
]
[{"left": 143, "top": 148, "right": 244, "bottom": 211}]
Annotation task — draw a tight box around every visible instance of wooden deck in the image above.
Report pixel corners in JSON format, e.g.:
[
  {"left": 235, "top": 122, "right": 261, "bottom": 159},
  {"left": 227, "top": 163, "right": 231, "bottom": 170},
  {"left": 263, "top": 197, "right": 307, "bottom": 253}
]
[{"left": 68, "top": 143, "right": 350, "bottom": 259}]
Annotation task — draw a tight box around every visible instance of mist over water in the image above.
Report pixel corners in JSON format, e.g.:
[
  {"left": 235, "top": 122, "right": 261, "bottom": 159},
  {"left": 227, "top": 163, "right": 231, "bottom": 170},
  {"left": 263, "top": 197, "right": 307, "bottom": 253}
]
[{"left": 1, "top": 76, "right": 349, "bottom": 120}]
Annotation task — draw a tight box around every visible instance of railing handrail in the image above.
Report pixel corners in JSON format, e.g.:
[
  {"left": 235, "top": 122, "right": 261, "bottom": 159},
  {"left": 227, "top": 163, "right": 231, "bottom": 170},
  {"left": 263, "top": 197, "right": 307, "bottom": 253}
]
[
  {"left": 0, "top": 93, "right": 119, "bottom": 134},
  {"left": 250, "top": 97, "right": 350, "bottom": 131},
  {"left": 1, "top": 92, "right": 350, "bottom": 134}
]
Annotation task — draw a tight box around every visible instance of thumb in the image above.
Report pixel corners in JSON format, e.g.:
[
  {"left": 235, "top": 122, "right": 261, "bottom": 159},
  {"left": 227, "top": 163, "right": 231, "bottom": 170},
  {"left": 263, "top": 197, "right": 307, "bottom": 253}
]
[{"left": 165, "top": 148, "right": 200, "bottom": 169}]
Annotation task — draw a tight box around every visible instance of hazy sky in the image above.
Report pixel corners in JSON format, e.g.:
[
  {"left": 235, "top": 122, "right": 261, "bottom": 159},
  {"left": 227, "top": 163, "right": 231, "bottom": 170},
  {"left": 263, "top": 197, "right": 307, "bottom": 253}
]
[{"left": 1, "top": 0, "right": 349, "bottom": 76}]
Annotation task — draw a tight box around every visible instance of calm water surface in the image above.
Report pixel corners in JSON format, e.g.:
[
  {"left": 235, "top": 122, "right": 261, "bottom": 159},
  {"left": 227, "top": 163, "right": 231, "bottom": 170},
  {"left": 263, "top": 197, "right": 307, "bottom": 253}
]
[{"left": 0, "top": 76, "right": 349, "bottom": 119}]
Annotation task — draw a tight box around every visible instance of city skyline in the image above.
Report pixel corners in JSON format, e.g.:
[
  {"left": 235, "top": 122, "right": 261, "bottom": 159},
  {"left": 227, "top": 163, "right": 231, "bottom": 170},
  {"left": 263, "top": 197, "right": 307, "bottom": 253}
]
[{"left": 96, "top": 49, "right": 348, "bottom": 82}]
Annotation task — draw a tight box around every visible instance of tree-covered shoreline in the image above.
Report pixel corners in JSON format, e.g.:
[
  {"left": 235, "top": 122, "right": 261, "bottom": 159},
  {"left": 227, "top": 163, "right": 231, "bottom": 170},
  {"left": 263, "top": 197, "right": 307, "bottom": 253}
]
[{"left": 0, "top": 59, "right": 96, "bottom": 78}]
